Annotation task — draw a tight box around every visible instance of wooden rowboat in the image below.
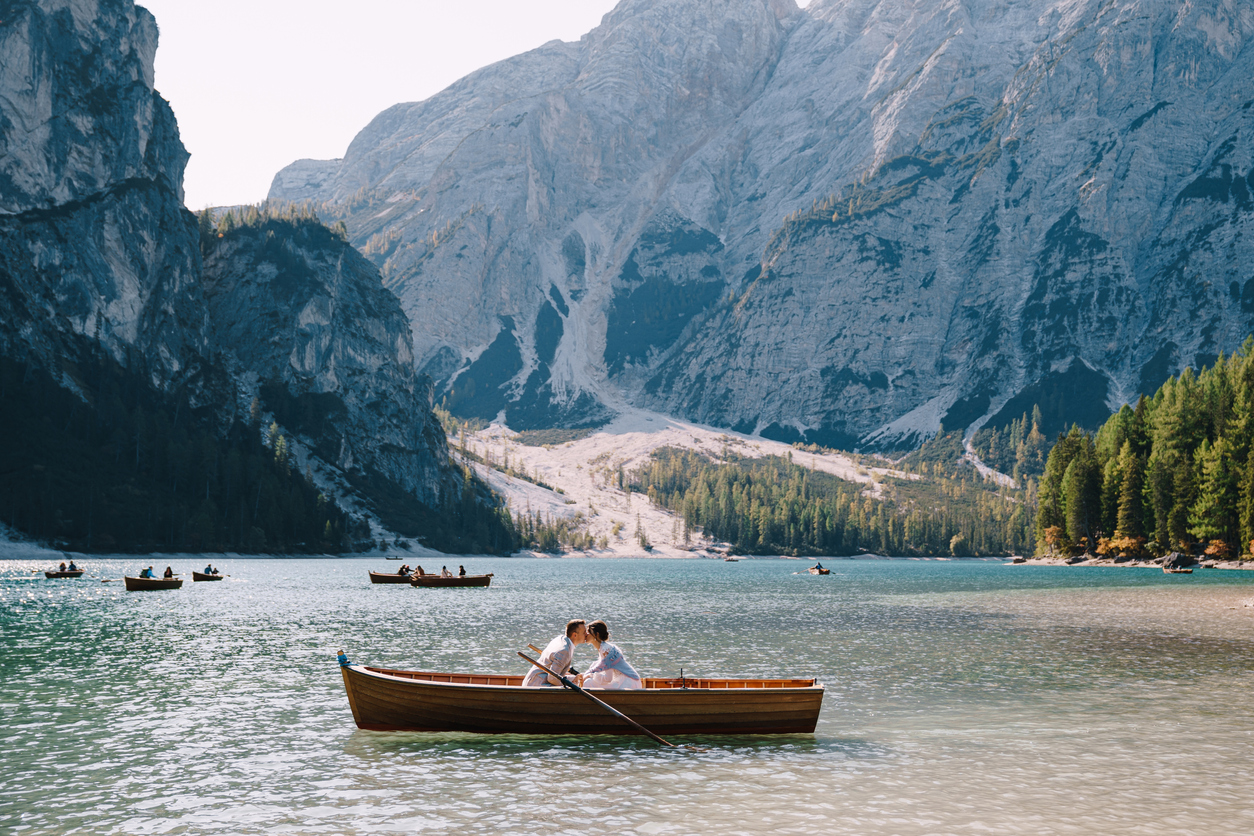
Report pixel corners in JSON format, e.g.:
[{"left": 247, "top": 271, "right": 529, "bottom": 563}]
[
  {"left": 369, "top": 571, "right": 413, "bottom": 584},
  {"left": 409, "top": 573, "right": 493, "bottom": 588},
  {"left": 340, "top": 664, "right": 823, "bottom": 735},
  {"left": 808, "top": 567, "right": 830, "bottom": 575},
  {"left": 45, "top": 569, "right": 85, "bottom": 578},
  {"left": 123, "top": 575, "right": 183, "bottom": 591},
  {"left": 192, "top": 571, "right": 224, "bottom": 582},
  {"left": 1163, "top": 566, "right": 1193, "bottom": 574}
]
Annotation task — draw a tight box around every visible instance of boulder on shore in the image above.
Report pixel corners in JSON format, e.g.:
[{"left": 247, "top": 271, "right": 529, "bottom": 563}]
[{"left": 1163, "top": 552, "right": 1197, "bottom": 569}]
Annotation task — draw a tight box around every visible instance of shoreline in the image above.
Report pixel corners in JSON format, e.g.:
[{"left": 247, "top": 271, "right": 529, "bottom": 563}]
[{"left": 1017, "top": 555, "right": 1254, "bottom": 570}]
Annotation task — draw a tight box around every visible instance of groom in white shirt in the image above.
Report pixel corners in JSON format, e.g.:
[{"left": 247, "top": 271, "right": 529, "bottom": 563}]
[{"left": 522, "top": 619, "right": 587, "bottom": 686}]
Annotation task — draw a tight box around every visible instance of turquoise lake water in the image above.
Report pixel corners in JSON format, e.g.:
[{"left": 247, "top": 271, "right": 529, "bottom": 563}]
[{"left": 3, "top": 556, "right": 1254, "bottom": 834}]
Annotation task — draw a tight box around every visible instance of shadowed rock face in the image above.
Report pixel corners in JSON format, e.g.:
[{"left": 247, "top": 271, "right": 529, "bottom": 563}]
[
  {"left": 273, "top": 0, "right": 1254, "bottom": 448},
  {"left": 0, "top": 0, "right": 462, "bottom": 526},
  {"left": 202, "top": 220, "right": 453, "bottom": 506},
  {"left": 0, "top": 0, "right": 206, "bottom": 390}
]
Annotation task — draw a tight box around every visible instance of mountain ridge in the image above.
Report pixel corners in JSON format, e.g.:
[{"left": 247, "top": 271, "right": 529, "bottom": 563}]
[
  {"left": 0, "top": 0, "right": 510, "bottom": 553},
  {"left": 273, "top": 0, "right": 1254, "bottom": 450}
]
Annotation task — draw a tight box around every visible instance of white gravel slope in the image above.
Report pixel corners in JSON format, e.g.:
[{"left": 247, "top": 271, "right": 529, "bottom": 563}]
[{"left": 461, "top": 407, "right": 910, "bottom": 557}]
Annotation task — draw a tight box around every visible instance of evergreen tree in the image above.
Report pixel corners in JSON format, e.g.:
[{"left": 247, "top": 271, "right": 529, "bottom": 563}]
[
  {"left": 1115, "top": 441, "right": 1146, "bottom": 538},
  {"left": 1147, "top": 454, "right": 1175, "bottom": 554},
  {"left": 1099, "top": 456, "right": 1122, "bottom": 536},
  {"left": 1062, "top": 441, "right": 1100, "bottom": 548},
  {"left": 1190, "top": 437, "right": 1239, "bottom": 550},
  {"left": 1238, "top": 447, "right": 1254, "bottom": 556},
  {"left": 1168, "top": 454, "right": 1196, "bottom": 551}
]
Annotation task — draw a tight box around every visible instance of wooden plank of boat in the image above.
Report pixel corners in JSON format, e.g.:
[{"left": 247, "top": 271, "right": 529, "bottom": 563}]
[
  {"left": 369, "top": 571, "right": 413, "bottom": 584},
  {"left": 44, "top": 570, "right": 85, "bottom": 578},
  {"left": 409, "top": 573, "right": 493, "bottom": 588},
  {"left": 340, "top": 664, "right": 823, "bottom": 735},
  {"left": 123, "top": 576, "right": 183, "bottom": 591},
  {"left": 192, "top": 571, "right": 225, "bottom": 582}
]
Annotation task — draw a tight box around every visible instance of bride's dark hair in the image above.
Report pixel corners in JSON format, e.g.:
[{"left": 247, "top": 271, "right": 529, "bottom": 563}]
[{"left": 587, "top": 620, "right": 609, "bottom": 642}]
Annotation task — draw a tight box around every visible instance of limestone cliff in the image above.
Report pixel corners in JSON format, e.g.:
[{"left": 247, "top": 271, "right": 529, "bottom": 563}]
[
  {"left": 0, "top": 0, "right": 207, "bottom": 390},
  {"left": 0, "top": 0, "right": 497, "bottom": 550},
  {"left": 202, "top": 216, "right": 453, "bottom": 507},
  {"left": 272, "top": 0, "right": 1254, "bottom": 447}
]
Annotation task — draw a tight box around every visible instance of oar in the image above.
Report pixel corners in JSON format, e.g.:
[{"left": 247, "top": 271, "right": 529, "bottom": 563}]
[
  {"left": 518, "top": 651, "right": 683, "bottom": 750},
  {"left": 527, "top": 644, "right": 578, "bottom": 675}
]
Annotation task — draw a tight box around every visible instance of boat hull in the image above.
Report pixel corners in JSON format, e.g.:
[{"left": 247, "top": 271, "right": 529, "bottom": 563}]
[
  {"left": 368, "top": 571, "right": 412, "bottom": 584},
  {"left": 341, "top": 666, "right": 823, "bottom": 735},
  {"left": 123, "top": 576, "right": 183, "bottom": 591},
  {"left": 409, "top": 573, "right": 493, "bottom": 588},
  {"left": 45, "top": 570, "right": 84, "bottom": 578},
  {"left": 808, "top": 568, "right": 830, "bottom": 575},
  {"left": 192, "top": 572, "right": 224, "bottom": 582}
]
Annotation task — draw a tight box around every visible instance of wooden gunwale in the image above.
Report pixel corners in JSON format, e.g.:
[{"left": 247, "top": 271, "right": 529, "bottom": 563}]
[
  {"left": 364, "top": 666, "right": 816, "bottom": 689},
  {"left": 409, "top": 573, "right": 493, "bottom": 588},
  {"left": 123, "top": 576, "right": 183, "bottom": 591},
  {"left": 341, "top": 665, "right": 823, "bottom": 735},
  {"left": 368, "top": 571, "right": 412, "bottom": 584}
]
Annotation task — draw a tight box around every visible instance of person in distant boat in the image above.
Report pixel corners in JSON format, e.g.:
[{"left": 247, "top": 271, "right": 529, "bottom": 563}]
[
  {"left": 204, "top": 563, "right": 213, "bottom": 574},
  {"left": 458, "top": 565, "right": 466, "bottom": 576},
  {"left": 163, "top": 566, "right": 174, "bottom": 579},
  {"left": 67, "top": 560, "right": 77, "bottom": 571},
  {"left": 211, "top": 566, "right": 219, "bottom": 575},
  {"left": 523, "top": 619, "right": 587, "bottom": 687},
  {"left": 576, "top": 620, "right": 643, "bottom": 690},
  {"left": 813, "top": 561, "right": 824, "bottom": 571},
  {"left": 413, "top": 565, "right": 425, "bottom": 576},
  {"left": 58, "top": 561, "right": 67, "bottom": 572},
  {"left": 139, "top": 566, "right": 154, "bottom": 578},
  {"left": 440, "top": 566, "right": 452, "bottom": 577},
  {"left": 397, "top": 564, "right": 409, "bottom": 575}
]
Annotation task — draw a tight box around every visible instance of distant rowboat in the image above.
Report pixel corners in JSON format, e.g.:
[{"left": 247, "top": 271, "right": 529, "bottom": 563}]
[
  {"left": 410, "top": 573, "right": 493, "bottom": 588},
  {"left": 339, "top": 664, "right": 823, "bottom": 735},
  {"left": 369, "top": 571, "right": 413, "bottom": 584},
  {"left": 1163, "top": 566, "right": 1193, "bottom": 574},
  {"left": 192, "top": 571, "right": 224, "bottom": 582},
  {"left": 123, "top": 576, "right": 183, "bottom": 591},
  {"left": 45, "top": 569, "right": 84, "bottom": 578},
  {"left": 808, "top": 567, "right": 830, "bottom": 575}
]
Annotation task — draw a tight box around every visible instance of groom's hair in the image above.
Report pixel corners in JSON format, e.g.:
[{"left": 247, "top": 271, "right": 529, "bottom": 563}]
[{"left": 565, "top": 619, "right": 586, "bottom": 637}]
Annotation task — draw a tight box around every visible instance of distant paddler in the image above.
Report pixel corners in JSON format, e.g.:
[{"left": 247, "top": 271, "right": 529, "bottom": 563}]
[{"left": 522, "top": 619, "right": 587, "bottom": 687}]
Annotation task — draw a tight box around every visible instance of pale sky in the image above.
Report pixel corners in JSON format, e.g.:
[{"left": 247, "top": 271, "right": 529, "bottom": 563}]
[
  {"left": 142, "top": 1, "right": 618, "bottom": 209},
  {"left": 143, "top": 1, "right": 815, "bottom": 210}
]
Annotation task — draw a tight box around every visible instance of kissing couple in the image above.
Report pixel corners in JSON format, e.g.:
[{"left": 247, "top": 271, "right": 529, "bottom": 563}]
[{"left": 523, "top": 618, "right": 643, "bottom": 690}]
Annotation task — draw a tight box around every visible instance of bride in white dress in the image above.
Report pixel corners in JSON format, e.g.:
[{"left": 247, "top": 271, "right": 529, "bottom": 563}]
[{"left": 575, "top": 620, "right": 643, "bottom": 690}]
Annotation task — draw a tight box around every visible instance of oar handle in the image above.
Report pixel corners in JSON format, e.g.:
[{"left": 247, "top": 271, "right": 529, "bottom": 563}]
[{"left": 517, "top": 651, "right": 676, "bottom": 748}]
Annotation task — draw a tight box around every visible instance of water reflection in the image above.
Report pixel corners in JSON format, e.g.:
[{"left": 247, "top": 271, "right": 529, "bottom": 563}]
[{"left": 3, "top": 557, "right": 1254, "bottom": 834}]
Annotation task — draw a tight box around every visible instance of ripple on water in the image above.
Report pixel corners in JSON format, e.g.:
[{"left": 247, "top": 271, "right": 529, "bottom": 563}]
[{"left": 2, "top": 557, "right": 1254, "bottom": 834}]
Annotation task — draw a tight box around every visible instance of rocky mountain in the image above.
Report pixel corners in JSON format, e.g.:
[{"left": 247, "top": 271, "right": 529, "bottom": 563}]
[
  {"left": 201, "top": 212, "right": 452, "bottom": 508},
  {"left": 271, "top": 0, "right": 1254, "bottom": 449},
  {"left": 0, "top": 0, "right": 208, "bottom": 391},
  {"left": 0, "top": 0, "right": 503, "bottom": 552}
]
